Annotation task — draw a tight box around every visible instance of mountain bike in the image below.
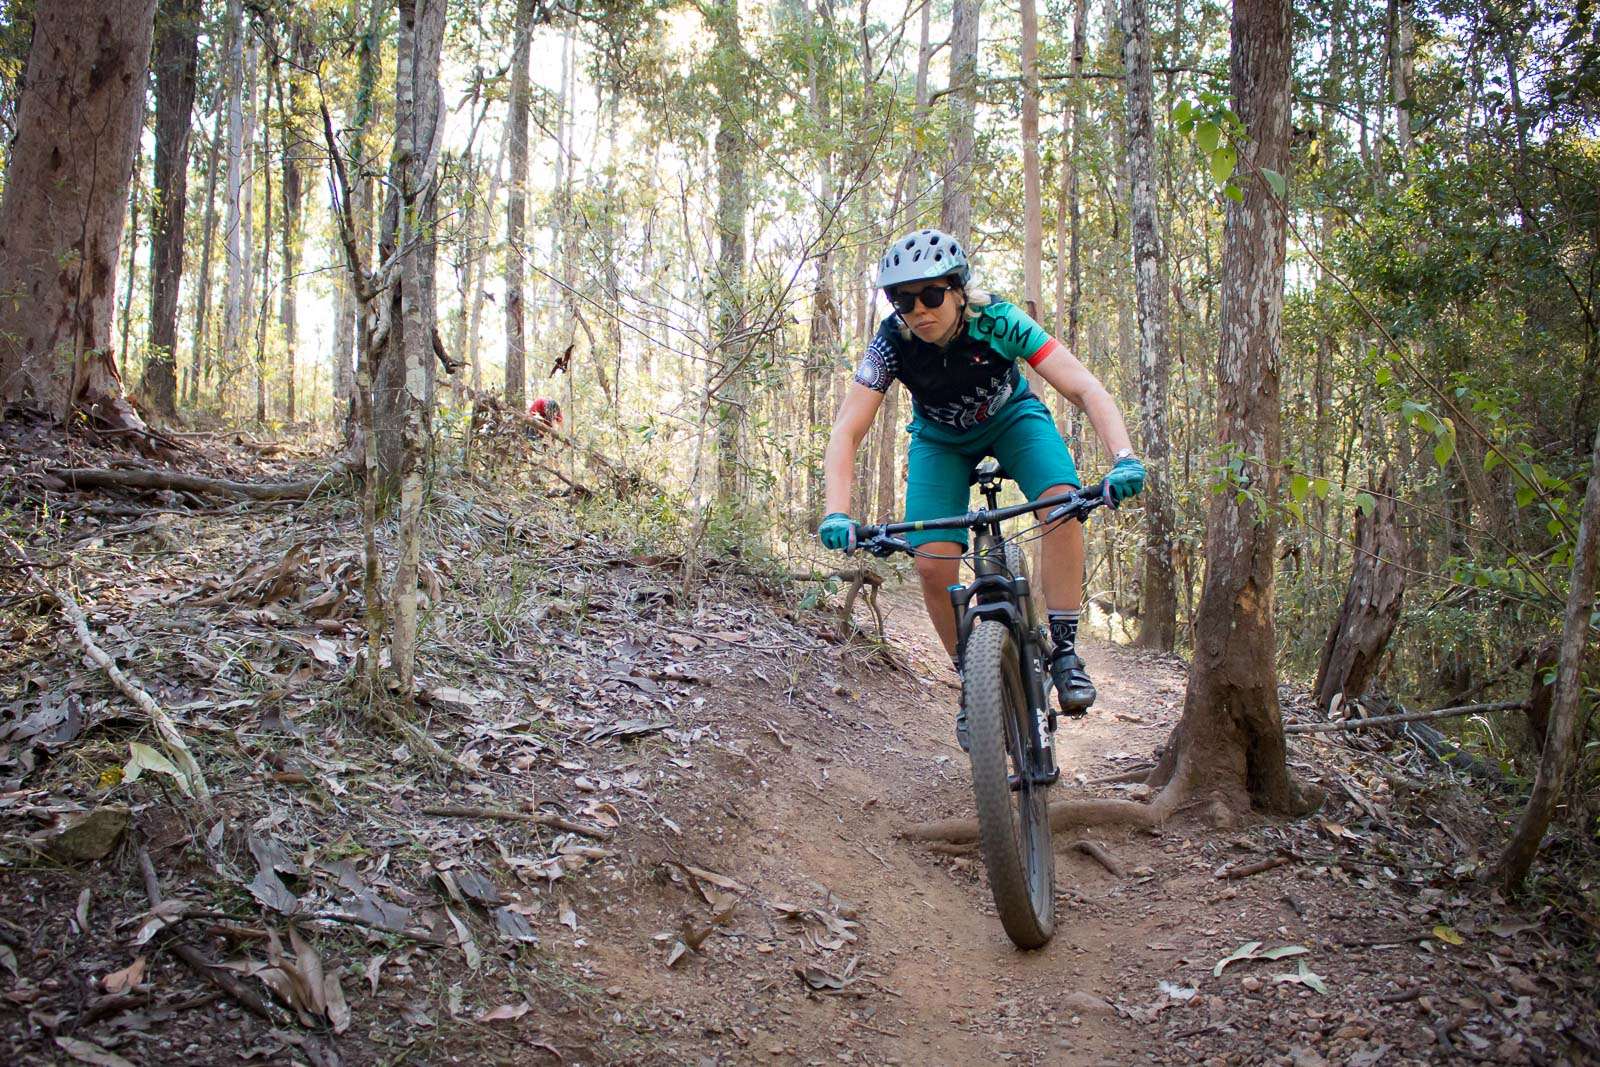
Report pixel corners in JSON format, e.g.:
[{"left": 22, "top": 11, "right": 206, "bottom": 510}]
[{"left": 856, "top": 459, "right": 1107, "bottom": 949}]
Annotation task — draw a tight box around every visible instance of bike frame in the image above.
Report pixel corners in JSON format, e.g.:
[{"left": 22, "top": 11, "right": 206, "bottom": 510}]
[{"left": 859, "top": 474, "right": 1102, "bottom": 789}]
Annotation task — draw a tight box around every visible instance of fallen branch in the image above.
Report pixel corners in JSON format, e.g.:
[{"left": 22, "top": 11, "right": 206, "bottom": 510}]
[
  {"left": 421, "top": 804, "right": 611, "bottom": 841},
  {"left": 926, "top": 841, "right": 976, "bottom": 856},
  {"left": 1069, "top": 839, "right": 1124, "bottom": 876},
  {"left": 46, "top": 465, "right": 336, "bottom": 501},
  {"left": 1217, "top": 854, "right": 1292, "bottom": 880},
  {"left": 136, "top": 846, "right": 275, "bottom": 1022},
  {"left": 0, "top": 532, "right": 211, "bottom": 805},
  {"left": 1285, "top": 700, "right": 1528, "bottom": 734}
]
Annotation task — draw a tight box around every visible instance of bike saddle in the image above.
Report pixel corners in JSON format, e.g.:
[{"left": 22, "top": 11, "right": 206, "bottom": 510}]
[{"left": 968, "top": 457, "right": 1011, "bottom": 486}]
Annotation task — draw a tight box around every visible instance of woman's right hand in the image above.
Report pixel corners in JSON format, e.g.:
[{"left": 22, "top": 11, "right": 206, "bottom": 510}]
[{"left": 817, "top": 512, "right": 860, "bottom": 553}]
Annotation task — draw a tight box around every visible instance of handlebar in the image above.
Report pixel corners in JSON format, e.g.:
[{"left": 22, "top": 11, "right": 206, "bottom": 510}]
[{"left": 854, "top": 483, "right": 1110, "bottom": 558}]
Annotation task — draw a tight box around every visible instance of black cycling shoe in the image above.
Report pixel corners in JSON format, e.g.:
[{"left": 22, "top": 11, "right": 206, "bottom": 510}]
[
  {"left": 952, "top": 659, "right": 970, "bottom": 751},
  {"left": 1050, "top": 650, "right": 1096, "bottom": 717}
]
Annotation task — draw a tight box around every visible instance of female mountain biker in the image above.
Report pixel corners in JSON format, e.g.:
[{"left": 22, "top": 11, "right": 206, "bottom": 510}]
[{"left": 817, "top": 228, "right": 1145, "bottom": 744}]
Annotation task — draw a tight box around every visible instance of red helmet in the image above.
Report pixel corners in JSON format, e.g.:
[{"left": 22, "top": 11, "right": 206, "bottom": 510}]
[{"left": 528, "top": 397, "right": 563, "bottom": 425}]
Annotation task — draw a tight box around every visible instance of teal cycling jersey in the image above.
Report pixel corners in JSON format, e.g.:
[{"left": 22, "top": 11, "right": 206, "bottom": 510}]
[{"left": 852, "top": 299, "right": 1062, "bottom": 433}]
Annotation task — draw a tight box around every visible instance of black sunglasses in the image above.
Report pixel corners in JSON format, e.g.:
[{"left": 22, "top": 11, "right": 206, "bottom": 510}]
[{"left": 889, "top": 284, "right": 957, "bottom": 315}]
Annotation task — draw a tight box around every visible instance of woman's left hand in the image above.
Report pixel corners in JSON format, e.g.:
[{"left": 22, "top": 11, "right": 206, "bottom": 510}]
[{"left": 1098, "top": 456, "right": 1146, "bottom": 505}]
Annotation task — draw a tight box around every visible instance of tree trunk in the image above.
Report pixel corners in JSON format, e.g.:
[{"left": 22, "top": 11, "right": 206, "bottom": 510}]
[
  {"left": 1021, "top": 0, "right": 1042, "bottom": 323},
  {"left": 388, "top": 0, "right": 448, "bottom": 694},
  {"left": 254, "top": 53, "right": 273, "bottom": 425},
  {"left": 465, "top": 140, "right": 505, "bottom": 397},
  {"left": 503, "top": 0, "right": 532, "bottom": 407},
  {"left": 1312, "top": 468, "right": 1407, "bottom": 710},
  {"left": 279, "top": 25, "right": 307, "bottom": 423},
  {"left": 1493, "top": 419, "right": 1600, "bottom": 894},
  {"left": 1121, "top": 0, "right": 1178, "bottom": 650},
  {"left": 219, "top": 0, "right": 248, "bottom": 393},
  {"left": 144, "top": 0, "right": 199, "bottom": 421},
  {"left": 940, "top": 0, "right": 980, "bottom": 242},
  {"left": 185, "top": 105, "right": 221, "bottom": 408},
  {"left": 0, "top": 0, "right": 160, "bottom": 428},
  {"left": 1148, "top": 0, "right": 1301, "bottom": 818},
  {"left": 710, "top": 0, "right": 749, "bottom": 511}
]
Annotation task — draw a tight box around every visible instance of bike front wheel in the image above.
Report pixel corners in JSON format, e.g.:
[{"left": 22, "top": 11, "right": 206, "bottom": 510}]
[{"left": 962, "top": 618, "right": 1055, "bottom": 948}]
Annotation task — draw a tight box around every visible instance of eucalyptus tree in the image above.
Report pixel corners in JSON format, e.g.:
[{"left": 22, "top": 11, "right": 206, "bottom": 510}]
[
  {"left": 145, "top": 0, "right": 202, "bottom": 420},
  {"left": 1120, "top": 0, "right": 1176, "bottom": 649},
  {"left": 0, "top": 0, "right": 159, "bottom": 434}
]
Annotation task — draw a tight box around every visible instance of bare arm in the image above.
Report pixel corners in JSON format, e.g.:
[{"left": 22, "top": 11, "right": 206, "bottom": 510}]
[
  {"left": 822, "top": 382, "right": 886, "bottom": 514},
  {"left": 1032, "top": 348, "right": 1135, "bottom": 459}
]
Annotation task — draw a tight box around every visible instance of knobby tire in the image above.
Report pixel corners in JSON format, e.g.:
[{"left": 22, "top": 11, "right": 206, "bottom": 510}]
[{"left": 963, "top": 619, "right": 1055, "bottom": 948}]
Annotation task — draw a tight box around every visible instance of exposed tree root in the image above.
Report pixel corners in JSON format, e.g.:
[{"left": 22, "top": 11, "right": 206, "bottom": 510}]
[
  {"left": 904, "top": 793, "right": 1177, "bottom": 845},
  {"left": 1067, "top": 839, "right": 1124, "bottom": 876}
]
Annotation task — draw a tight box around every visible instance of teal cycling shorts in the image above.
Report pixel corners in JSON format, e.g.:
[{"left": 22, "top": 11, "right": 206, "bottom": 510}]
[{"left": 902, "top": 396, "right": 1081, "bottom": 548}]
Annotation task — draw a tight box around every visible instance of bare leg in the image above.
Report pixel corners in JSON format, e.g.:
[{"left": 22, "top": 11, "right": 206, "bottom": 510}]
[
  {"left": 914, "top": 542, "right": 964, "bottom": 658},
  {"left": 1035, "top": 483, "right": 1085, "bottom": 611}
]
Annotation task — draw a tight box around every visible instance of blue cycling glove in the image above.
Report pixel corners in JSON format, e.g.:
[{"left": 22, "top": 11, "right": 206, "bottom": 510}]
[
  {"left": 818, "top": 512, "right": 859, "bottom": 553},
  {"left": 1099, "top": 455, "right": 1146, "bottom": 506}
]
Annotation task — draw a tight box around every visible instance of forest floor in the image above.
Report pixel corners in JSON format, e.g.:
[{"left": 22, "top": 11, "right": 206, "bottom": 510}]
[{"left": 1, "top": 420, "right": 1598, "bottom": 1066}]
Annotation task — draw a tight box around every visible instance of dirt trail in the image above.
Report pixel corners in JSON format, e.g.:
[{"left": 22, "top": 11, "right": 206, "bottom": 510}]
[{"left": 614, "top": 581, "right": 1184, "bottom": 1065}]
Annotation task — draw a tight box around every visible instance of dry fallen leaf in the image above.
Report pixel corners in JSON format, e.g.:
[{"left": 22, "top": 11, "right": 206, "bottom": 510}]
[
  {"left": 101, "top": 956, "right": 146, "bottom": 994},
  {"left": 54, "top": 1036, "right": 135, "bottom": 1067},
  {"left": 478, "top": 1001, "right": 531, "bottom": 1022}
]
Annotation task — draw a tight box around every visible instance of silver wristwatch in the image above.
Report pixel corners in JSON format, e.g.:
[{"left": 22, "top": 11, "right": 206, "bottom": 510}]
[{"left": 1113, "top": 448, "right": 1137, "bottom": 461}]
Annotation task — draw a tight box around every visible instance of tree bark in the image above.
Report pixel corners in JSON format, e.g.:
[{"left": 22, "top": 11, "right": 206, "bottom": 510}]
[
  {"left": 278, "top": 24, "right": 309, "bottom": 423},
  {"left": 1021, "top": 0, "right": 1042, "bottom": 321},
  {"left": 503, "top": 0, "right": 532, "bottom": 407},
  {"left": 389, "top": 0, "right": 448, "bottom": 694},
  {"left": 219, "top": 0, "right": 248, "bottom": 393},
  {"left": 0, "top": 0, "right": 160, "bottom": 429},
  {"left": 710, "top": 0, "right": 749, "bottom": 511},
  {"left": 1148, "top": 0, "right": 1301, "bottom": 817},
  {"left": 1312, "top": 468, "right": 1407, "bottom": 710},
  {"left": 1493, "top": 420, "right": 1600, "bottom": 894},
  {"left": 1122, "top": 0, "right": 1178, "bottom": 649},
  {"left": 144, "top": 0, "right": 200, "bottom": 421},
  {"left": 185, "top": 97, "right": 222, "bottom": 408},
  {"left": 940, "top": 0, "right": 980, "bottom": 243}
]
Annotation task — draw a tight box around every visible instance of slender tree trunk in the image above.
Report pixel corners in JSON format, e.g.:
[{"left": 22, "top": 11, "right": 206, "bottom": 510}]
[
  {"left": 120, "top": 103, "right": 147, "bottom": 382},
  {"left": 186, "top": 106, "right": 221, "bottom": 408},
  {"left": 940, "top": 0, "right": 980, "bottom": 243},
  {"left": 1493, "top": 419, "right": 1600, "bottom": 894},
  {"left": 0, "top": 0, "right": 160, "bottom": 427},
  {"left": 144, "top": 0, "right": 199, "bottom": 420},
  {"left": 710, "top": 0, "right": 749, "bottom": 511},
  {"left": 1313, "top": 468, "right": 1407, "bottom": 709},
  {"left": 255, "top": 52, "right": 274, "bottom": 424},
  {"left": 503, "top": 0, "right": 531, "bottom": 407},
  {"left": 805, "top": 0, "right": 840, "bottom": 525},
  {"left": 389, "top": 0, "right": 447, "bottom": 695},
  {"left": 1147, "top": 0, "right": 1302, "bottom": 818},
  {"left": 465, "top": 140, "right": 504, "bottom": 397},
  {"left": 1122, "top": 0, "right": 1177, "bottom": 649},
  {"left": 279, "top": 26, "right": 307, "bottom": 423},
  {"left": 219, "top": 0, "right": 247, "bottom": 393}
]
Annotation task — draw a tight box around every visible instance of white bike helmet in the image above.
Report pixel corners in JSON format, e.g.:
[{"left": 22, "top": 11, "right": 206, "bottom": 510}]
[{"left": 876, "top": 228, "right": 972, "bottom": 290}]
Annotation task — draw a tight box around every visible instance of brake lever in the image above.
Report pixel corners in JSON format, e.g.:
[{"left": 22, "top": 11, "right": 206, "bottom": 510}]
[{"left": 863, "top": 534, "right": 912, "bottom": 558}]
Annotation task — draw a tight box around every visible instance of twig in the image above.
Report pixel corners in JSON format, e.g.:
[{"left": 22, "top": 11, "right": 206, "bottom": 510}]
[
  {"left": 135, "top": 846, "right": 275, "bottom": 1022},
  {"left": 420, "top": 804, "right": 611, "bottom": 840},
  {"left": 1217, "top": 854, "right": 1292, "bottom": 880},
  {"left": 1285, "top": 701, "right": 1528, "bottom": 734},
  {"left": 1339, "top": 932, "right": 1434, "bottom": 947},
  {"left": 1069, "top": 839, "right": 1125, "bottom": 876},
  {"left": 1, "top": 532, "right": 210, "bottom": 805}
]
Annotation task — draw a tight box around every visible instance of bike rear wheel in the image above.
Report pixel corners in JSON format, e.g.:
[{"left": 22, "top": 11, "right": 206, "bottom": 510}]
[{"left": 962, "top": 618, "right": 1055, "bottom": 948}]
